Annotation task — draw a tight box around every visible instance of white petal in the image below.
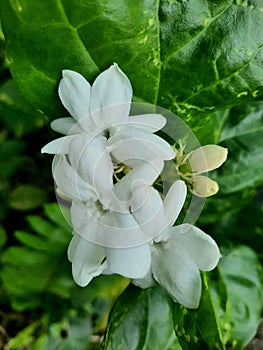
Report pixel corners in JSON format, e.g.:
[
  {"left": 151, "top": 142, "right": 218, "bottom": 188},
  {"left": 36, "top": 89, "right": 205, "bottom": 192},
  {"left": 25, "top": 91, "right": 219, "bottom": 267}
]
[
  {"left": 70, "top": 200, "right": 146, "bottom": 248},
  {"left": 128, "top": 129, "right": 175, "bottom": 160},
  {"left": 68, "top": 134, "right": 114, "bottom": 196},
  {"left": 105, "top": 243, "right": 151, "bottom": 279},
  {"left": 108, "top": 127, "right": 175, "bottom": 164},
  {"left": 51, "top": 116, "right": 95, "bottom": 135},
  {"left": 171, "top": 224, "right": 221, "bottom": 271},
  {"left": 66, "top": 132, "right": 96, "bottom": 169},
  {"left": 191, "top": 175, "right": 219, "bottom": 197},
  {"left": 100, "top": 209, "right": 147, "bottom": 247},
  {"left": 41, "top": 135, "right": 76, "bottom": 154},
  {"left": 68, "top": 233, "right": 106, "bottom": 287},
  {"left": 70, "top": 200, "right": 101, "bottom": 239},
  {"left": 188, "top": 145, "right": 228, "bottom": 173},
  {"left": 52, "top": 155, "right": 96, "bottom": 201},
  {"left": 55, "top": 187, "right": 72, "bottom": 202},
  {"left": 101, "top": 158, "right": 163, "bottom": 214},
  {"left": 125, "top": 114, "right": 166, "bottom": 133},
  {"left": 101, "top": 268, "right": 114, "bottom": 275},
  {"left": 58, "top": 70, "right": 91, "bottom": 121},
  {"left": 131, "top": 184, "right": 168, "bottom": 240},
  {"left": 90, "top": 63, "right": 132, "bottom": 128},
  {"left": 51, "top": 117, "right": 82, "bottom": 135},
  {"left": 108, "top": 136, "right": 158, "bottom": 168},
  {"left": 152, "top": 243, "right": 202, "bottom": 308},
  {"left": 163, "top": 180, "right": 187, "bottom": 224},
  {"left": 113, "top": 158, "right": 164, "bottom": 203}
]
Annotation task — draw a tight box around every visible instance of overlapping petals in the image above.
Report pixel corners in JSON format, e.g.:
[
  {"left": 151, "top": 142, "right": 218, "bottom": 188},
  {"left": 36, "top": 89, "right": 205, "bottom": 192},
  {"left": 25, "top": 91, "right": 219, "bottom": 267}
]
[{"left": 68, "top": 179, "right": 187, "bottom": 285}]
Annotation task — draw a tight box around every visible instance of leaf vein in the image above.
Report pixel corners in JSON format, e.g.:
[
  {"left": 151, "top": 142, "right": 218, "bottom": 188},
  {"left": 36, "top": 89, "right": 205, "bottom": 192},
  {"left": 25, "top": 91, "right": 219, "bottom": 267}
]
[
  {"left": 184, "top": 44, "right": 263, "bottom": 103},
  {"left": 163, "top": 3, "right": 233, "bottom": 65},
  {"left": 57, "top": 0, "right": 99, "bottom": 72}
]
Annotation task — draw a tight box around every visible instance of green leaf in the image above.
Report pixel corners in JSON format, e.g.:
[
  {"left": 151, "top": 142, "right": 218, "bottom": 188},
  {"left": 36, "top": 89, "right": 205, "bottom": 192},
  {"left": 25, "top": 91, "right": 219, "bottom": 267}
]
[
  {"left": 29, "top": 205, "right": 71, "bottom": 247},
  {"left": 173, "top": 273, "right": 225, "bottom": 350},
  {"left": 15, "top": 230, "right": 50, "bottom": 250},
  {"left": 159, "top": 1, "right": 263, "bottom": 114},
  {"left": 103, "top": 284, "right": 181, "bottom": 350},
  {"left": 217, "top": 246, "right": 263, "bottom": 349},
  {"left": 1, "top": 1, "right": 263, "bottom": 119},
  {"left": 197, "top": 275, "right": 226, "bottom": 350},
  {"left": 213, "top": 102, "right": 263, "bottom": 193},
  {"left": 26, "top": 215, "right": 60, "bottom": 237},
  {"left": 9, "top": 184, "right": 47, "bottom": 211},
  {"left": 207, "top": 269, "right": 231, "bottom": 346},
  {"left": 44, "top": 202, "right": 71, "bottom": 231}
]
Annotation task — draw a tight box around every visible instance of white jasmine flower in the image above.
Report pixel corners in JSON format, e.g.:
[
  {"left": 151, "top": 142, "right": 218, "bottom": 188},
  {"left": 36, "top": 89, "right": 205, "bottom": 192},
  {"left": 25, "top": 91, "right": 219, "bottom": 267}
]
[
  {"left": 68, "top": 178, "right": 187, "bottom": 287},
  {"left": 175, "top": 142, "right": 228, "bottom": 197},
  {"left": 40, "top": 63, "right": 221, "bottom": 311},
  {"left": 41, "top": 64, "right": 175, "bottom": 200},
  {"left": 133, "top": 223, "right": 220, "bottom": 309}
]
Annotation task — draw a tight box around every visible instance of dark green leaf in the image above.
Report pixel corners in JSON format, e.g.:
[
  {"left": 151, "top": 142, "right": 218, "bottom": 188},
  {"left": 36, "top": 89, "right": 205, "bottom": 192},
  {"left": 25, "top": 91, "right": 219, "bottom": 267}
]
[
  {"left": 44, "top": 202, "right": 71, "bottom": 231},
  {"left": 1, "top": 1, "right": 263, "bottom": 119},
  {"left": 26, "top": 215, "right": 59, "bottom": 237},
  {"left": 103, "top": 284, "right": 180, "bottom": 350},
  {"left": 15, "top": 230, "right": 49, "bottom": 250},
  {"left": 159, "top": 0, "right": 263, "bottom": 115}
]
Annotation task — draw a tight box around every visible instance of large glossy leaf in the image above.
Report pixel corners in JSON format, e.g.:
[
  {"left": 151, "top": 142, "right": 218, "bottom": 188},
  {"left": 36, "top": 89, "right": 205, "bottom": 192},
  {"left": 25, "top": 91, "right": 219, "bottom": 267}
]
[
  {"left": 102, "top": 284, "right": 180, "bottom": 350},
  {"left": 1, "top": 0, "right": 263, "bottom": 119}
]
